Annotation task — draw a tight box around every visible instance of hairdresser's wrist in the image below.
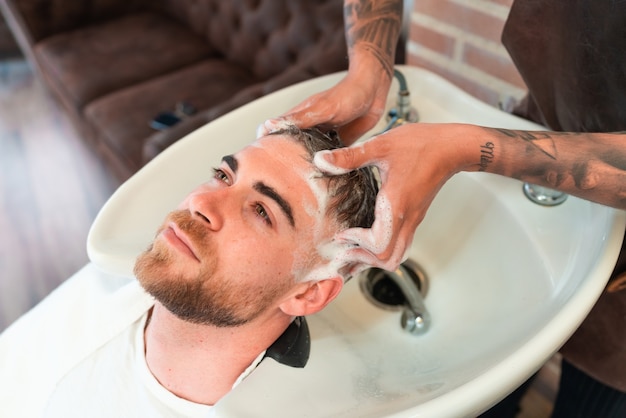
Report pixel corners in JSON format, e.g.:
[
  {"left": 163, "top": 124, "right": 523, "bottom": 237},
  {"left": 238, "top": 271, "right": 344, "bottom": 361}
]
[{"left": 414, "top": 123, "right": 489, "bottom": 177}]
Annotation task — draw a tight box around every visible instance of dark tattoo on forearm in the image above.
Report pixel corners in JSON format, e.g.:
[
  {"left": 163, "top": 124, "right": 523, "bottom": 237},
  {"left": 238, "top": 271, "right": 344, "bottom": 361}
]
[
  {"left": 478, "top": 142, "right": 495, "bottom": 171},
  {"left": 490, "top": 128, "right": 626, "bottom": 208},
  {"left": 494, "top": 128, "right": 558, "bottom": 159},
  {"left": 344, "top": 0, "right": 402, "bottom": 79}
]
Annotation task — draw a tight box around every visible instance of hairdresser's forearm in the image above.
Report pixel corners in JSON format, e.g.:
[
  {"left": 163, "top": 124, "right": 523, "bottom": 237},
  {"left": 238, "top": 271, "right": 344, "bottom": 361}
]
[
  {"left": 469, "top": 127, "right": 626, "bottom": 209},
  {"left": 343, "top": 0, "right": 402, "bottom": 81}
]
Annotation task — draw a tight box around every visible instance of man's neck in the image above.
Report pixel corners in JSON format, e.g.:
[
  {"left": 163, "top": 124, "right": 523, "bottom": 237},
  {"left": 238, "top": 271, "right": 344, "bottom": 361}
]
[{"left": 143, "top": 303, "right": 291, "bottom": 405}]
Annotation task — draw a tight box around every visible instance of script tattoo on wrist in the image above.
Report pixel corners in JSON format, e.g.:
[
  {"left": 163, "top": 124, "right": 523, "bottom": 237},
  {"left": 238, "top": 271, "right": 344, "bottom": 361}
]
[
  {"left": 478, "top": 142, "right": 495, "bottom": 171},
  {"left": 344, "top": 0, "right": 402, "bottom": 79}
]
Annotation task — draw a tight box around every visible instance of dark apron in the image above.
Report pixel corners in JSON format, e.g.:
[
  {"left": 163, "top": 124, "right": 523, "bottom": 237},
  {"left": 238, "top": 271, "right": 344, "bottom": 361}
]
[{"left": 502, "top": 0, "right": 626, "bottom": 392}]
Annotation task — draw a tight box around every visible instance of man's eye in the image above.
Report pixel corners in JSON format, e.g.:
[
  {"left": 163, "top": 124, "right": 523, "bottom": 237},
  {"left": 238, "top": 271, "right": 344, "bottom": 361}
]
[
  {"left": 255, "top": 203, "right": 271, "bottom": 226},
  {"left": 212, "top": 168, "right": 231, "bottom": 184}
]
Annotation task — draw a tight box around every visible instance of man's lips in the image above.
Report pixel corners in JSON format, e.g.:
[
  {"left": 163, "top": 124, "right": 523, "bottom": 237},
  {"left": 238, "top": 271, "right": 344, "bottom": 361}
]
[{"left": 162, "top": 224, "right": 200, "bottom": 262}]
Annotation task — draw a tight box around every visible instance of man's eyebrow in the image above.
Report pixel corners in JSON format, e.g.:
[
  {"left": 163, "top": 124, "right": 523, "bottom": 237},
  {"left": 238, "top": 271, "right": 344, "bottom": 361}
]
[
  {"left": 222, "top": 155, "right": 238, "bottom": 172},
  {"left": 254, "top": 182, "right": 295, "bottom": 228},
  {"left": 222, "top": 154, "right": 295, "bottom": 228}
]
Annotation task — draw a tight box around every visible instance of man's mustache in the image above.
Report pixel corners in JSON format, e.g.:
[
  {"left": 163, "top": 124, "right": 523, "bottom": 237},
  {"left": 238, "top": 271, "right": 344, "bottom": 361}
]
[{"left": 163, "top": 209, "right": 209, "bottom": 245}]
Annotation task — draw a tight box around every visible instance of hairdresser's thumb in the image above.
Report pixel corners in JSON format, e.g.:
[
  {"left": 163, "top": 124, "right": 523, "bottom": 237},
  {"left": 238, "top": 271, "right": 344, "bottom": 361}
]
[{"left": 314, "top": 144, "right": 373, "bottom": 174}]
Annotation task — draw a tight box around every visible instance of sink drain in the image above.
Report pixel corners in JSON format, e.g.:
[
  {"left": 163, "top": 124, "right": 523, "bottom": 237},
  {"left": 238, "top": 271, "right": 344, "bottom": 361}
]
[{"left": 359, "top": 258, "right": 429, "bottom": 311}]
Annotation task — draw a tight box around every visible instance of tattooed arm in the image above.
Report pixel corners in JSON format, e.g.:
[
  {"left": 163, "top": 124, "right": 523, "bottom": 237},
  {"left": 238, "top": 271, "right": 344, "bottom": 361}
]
[
  {"left": 478, "top": 128, "right": 626, "bottom": 209},
  {"left": 343, "top": 0, "right": 401, "bottom": 81},
  {"left": 258, "top": 0, "right": 402, "bottom": 145},
  {"left": 312, "top": 123, "right": 626, "bottom": 271}
]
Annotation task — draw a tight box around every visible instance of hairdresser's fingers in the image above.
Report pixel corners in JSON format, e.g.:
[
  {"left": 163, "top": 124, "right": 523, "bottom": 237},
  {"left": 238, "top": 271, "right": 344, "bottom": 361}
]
[
  {"left": 313, "top": 140, "right": 378, "bottom": 174},
  {"left": 257, "top": 74, "right": 388, "bottom": 144},
  {"left": 259, "top": 106, "right": 376, "bottom": 146},
  {"left": 338, "top": 230, "right": 411, "bottom": 276},
  {"left": 257, "top": 89, "right": 358, "bottom": 136},
  {"left": 314, "top": 140, "right": 420, "bottom": 270},
  {"left": 335, "top": 214, "right": 413, "bottom": 272},
  {"left": 337, "top": 226, "right": 411, "bottom": 272},
  {"left": 334, "top": 189, "right": 420, "bottom": 271},
  {"left": 256, "top": 117, "right": 298, "bottom": 138},
  {"left": 338, "top": 244, "right": 385, "bottom": 272}
]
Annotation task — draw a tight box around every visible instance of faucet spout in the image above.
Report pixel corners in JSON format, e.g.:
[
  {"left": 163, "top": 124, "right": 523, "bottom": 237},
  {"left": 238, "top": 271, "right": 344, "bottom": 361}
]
[
  {"left": 393, "top": 261, "right": 432, "bottom": 335},
  {"left": 359, "top": 259, "right": 431, "bottom": 335}
]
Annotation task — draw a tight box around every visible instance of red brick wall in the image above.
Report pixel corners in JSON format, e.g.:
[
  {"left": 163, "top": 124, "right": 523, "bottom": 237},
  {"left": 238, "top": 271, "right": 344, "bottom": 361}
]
[{"left": 407, "top": 0, "right": 526, "bottom": 108}]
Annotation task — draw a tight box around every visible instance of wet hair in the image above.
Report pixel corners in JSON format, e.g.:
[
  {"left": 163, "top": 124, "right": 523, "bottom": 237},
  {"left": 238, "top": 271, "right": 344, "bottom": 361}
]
[{"left": 268, "top": 126, "right": 377, "bottom": 229}]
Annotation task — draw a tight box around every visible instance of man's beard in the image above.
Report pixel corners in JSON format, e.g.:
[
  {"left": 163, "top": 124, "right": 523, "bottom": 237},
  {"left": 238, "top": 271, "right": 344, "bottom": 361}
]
[{"left": 134, "top": 210, "right": 290, "bottom": 327}]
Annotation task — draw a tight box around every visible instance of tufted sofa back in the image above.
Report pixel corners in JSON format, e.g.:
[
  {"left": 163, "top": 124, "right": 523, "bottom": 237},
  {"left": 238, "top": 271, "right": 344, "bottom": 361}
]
[
  {"left": 2, "top": 0, "right": 145, "bottom": 42},
  {"left": 5, "top": 0, "right": 346, "bottom": 82},
  {"left": 155, "top": 0, "right": 346, "bottom": 80},
  {"left": 1, "top": 0, "right": 349, "bottom": 179}
]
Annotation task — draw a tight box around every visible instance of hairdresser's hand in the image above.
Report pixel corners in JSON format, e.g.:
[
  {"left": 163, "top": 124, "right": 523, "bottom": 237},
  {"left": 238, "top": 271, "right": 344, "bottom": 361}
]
[
  {"left": 315, "top": 123, "right": 474, "bottom": 271},
  {"left": 258, "top": 61, "right": 392, "bottom": 146}
]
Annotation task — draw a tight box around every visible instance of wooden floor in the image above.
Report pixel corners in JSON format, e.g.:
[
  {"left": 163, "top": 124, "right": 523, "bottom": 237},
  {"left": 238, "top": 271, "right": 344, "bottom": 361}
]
[
  {"left": 0, "top": 58, "right": 120, "bottom": 331},
  {"left": 0, "top": 57, "right": 559, "bottom": 417}
]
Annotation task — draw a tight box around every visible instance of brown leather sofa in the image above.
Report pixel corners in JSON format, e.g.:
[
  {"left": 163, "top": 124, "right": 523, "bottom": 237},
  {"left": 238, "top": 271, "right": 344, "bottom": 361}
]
[{"left": 0, "top": 0, "right": 349, "bottom": 180}]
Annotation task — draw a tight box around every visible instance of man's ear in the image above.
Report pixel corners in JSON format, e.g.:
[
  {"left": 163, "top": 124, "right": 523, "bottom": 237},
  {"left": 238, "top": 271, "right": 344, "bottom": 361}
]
[{"left": 279, "top": 276, "right": 344, "bottom": 316}]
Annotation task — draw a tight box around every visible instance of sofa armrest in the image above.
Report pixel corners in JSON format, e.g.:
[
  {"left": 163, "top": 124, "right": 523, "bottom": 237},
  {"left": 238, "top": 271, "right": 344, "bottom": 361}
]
[{"left": 142, "top": 112, "right": 212, "bottom": 164}]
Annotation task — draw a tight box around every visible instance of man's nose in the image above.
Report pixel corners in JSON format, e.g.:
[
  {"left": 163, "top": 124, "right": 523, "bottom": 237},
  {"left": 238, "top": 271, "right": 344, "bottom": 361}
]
[{"left": 187, "top": 189, "right": 230, "bottom": 230}]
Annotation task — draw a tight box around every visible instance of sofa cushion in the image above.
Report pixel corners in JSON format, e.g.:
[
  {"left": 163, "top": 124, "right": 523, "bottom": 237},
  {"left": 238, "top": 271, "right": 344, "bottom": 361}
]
[
  {"left": 34, "top": 11, "right": 214, "bottom": 110},
  {"left": 84, "top": 59, "right": 256, "bottom": 171}
]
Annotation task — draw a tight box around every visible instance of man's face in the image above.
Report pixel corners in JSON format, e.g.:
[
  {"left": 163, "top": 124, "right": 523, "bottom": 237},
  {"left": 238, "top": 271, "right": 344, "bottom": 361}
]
[{"left": 135, "top": 135, "right": 336, "bottom": 326}]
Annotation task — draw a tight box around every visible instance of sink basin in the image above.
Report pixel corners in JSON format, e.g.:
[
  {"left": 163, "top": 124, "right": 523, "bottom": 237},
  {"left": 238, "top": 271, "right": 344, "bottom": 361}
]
[{"left": 87, "top": 65, "right": 625, "bottom": 417}]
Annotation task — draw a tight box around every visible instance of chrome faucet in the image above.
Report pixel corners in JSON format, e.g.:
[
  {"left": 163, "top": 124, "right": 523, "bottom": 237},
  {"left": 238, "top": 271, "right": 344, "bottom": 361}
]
[
  {"left": 393, "top": 260, "right": 431, "bottom": 335},
  {"left": 360, "top": 259, "right": 431, "bottom": 335}
]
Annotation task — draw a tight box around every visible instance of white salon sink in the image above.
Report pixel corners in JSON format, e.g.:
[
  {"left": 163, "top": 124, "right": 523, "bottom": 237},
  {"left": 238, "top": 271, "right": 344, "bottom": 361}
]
[{"left": 88, "top": 66, "right": 625, "bottom": 417}]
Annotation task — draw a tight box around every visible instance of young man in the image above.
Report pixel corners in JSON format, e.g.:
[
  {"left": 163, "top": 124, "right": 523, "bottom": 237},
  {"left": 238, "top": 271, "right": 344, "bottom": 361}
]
[{"left": 0, "top": 127, "right": 377, "bottom": 417}]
